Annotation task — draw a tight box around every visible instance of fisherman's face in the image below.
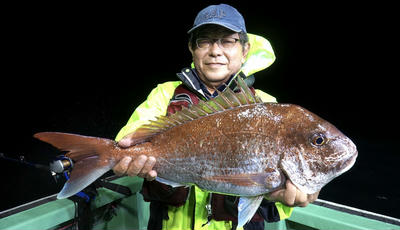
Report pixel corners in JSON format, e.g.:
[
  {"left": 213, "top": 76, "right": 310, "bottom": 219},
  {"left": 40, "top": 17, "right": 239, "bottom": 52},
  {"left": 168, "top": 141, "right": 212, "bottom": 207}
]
[{"left": 189, "top": 25, "right": 250, "bottom": 92}]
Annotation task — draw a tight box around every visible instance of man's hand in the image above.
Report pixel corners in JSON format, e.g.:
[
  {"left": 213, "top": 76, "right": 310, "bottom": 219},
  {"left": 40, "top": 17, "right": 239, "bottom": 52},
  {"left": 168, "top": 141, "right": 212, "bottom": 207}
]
[
  {"left": 112, "top": 135, "right": 157, "bottom": 181},
  {"left": 265, "top": 179, "right": 319, "bottom": 207},
  {"left": 113, "top": 155, "right": 157, "bottom": 181}
]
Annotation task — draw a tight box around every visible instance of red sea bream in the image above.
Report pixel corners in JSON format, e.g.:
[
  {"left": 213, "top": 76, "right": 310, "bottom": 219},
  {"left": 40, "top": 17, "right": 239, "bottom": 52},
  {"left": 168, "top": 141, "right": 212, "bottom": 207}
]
[{"left": 34, "top": 77, "right": 358, "bottom": 228}]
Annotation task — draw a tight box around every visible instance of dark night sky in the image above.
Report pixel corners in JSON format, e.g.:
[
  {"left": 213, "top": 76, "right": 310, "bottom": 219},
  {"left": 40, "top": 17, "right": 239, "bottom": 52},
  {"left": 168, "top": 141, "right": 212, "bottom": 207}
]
[{"left": 1, "top": 1, "right": 399, "bottom": 218}]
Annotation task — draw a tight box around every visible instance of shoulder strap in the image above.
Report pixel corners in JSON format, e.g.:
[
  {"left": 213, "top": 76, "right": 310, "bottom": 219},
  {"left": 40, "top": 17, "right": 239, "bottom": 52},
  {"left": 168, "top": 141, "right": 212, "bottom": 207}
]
[{"left": 167, "top": 84, "right": 201, "bottom": 115}]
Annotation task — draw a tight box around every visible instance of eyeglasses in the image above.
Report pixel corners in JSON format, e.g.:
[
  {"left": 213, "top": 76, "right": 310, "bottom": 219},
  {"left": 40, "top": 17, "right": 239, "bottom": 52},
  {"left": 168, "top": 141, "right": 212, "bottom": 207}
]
[{"left": 195, "top": 37, "right": 240, "bottom": 50}]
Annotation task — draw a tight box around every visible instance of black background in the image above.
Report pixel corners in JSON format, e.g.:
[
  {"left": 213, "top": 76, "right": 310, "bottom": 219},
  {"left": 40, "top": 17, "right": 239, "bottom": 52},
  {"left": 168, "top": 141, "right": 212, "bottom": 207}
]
[{"left": 1, "top": 1, "right": 399, "bottom": 218}]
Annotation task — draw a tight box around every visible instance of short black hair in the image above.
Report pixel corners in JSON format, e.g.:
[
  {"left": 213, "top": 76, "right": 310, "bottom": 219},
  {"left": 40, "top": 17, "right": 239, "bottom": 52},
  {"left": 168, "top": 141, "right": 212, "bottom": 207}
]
[{"left": 189, "top": 25, "right": 249, "bottom": 51}]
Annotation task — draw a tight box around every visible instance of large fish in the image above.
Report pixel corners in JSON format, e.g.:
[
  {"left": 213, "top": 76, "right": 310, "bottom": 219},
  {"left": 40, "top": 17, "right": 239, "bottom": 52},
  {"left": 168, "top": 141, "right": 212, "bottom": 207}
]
[{"left": 34, "top": 77, "right": 357, "bottom": 228}]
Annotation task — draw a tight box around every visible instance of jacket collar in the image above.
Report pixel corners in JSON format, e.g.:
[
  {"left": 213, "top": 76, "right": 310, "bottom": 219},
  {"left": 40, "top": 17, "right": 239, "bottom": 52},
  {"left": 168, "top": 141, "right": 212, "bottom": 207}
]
[{"left": 176, "top": 67, "right": 254, "bottom": 100}]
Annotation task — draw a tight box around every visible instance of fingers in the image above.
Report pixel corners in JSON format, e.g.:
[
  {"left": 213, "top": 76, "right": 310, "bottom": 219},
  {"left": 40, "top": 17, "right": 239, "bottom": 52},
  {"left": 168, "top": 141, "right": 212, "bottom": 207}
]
[
  {"left": 113, "top": 156, "right": 132, "bottom": 176},
  {"left": 282, "top": 180, "right": 297, "bottom": 206},
  {"left": 294, "top": 190, "right": 309, "bottom": 207},
  {"left": 125, "top": 155, "right": 145, "bottom": 176},
  {"left": 112, "top": 155, "right": 157, "bottom": 181},
  {"left": 139, "top": 156, "right": 157, "bottom": 181},
  {"left": 118, "top": 134, "right": 134, "bottom": 148},
  {"left": 264, "top": 180, "right": 320, "bottom": 207},
  {"left": 264, "top": 189, "right": 282, "bottom": 202},
  {"left": 288, "top": 181, "right": 320, "bottom": 207},
  {"left": 307, "top": 190, "right": 320, "bottom": 204}
]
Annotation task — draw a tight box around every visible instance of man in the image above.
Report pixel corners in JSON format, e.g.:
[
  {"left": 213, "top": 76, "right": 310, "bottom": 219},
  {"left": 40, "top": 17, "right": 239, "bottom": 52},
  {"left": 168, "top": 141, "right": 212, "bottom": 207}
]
[{"left": 113, "top": 4, "right": 319, "bottom": 230}]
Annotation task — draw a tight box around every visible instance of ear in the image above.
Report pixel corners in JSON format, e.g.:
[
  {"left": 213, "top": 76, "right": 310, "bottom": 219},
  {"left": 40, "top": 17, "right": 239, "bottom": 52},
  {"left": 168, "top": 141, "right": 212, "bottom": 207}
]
[
  {"left": 188, "top": 42, "right": 194, "bottom": 56},
  {"left": 242, "top": 42, "right": 250, "bottom": 64}
]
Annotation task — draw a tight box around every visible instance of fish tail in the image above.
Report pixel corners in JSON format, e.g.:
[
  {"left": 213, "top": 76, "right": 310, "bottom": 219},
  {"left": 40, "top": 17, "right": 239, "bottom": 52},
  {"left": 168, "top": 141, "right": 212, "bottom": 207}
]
[{"left": 34, "top": 132, "right": 117, "bottom": 199}]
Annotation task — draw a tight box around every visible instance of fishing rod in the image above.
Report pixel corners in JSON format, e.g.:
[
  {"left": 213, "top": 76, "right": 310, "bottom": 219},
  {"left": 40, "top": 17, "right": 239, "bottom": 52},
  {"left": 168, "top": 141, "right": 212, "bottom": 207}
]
[
  {"left": 0, "top": 152, "right": 73, "bottom": 182},
  {"left": 0, "top": 152, "right": 51, "bottom": 171}
]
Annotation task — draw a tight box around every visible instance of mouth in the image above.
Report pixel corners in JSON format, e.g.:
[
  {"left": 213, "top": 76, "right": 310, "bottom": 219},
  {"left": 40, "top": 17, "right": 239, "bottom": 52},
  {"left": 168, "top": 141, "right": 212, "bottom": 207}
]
[
  {"left": 340, "top": 151, "right": 358, "bottom": 173},
  {"left": 337, "top": 138, "right": 358, "bottom": 174},
  {"left": 205, "top": 63, "right": 225, "bottom": 68}
]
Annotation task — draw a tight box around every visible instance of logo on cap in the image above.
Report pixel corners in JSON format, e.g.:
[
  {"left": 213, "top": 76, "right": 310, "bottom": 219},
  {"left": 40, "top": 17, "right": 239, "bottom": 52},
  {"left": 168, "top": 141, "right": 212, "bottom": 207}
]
[{"left": 203, "top": 8, "right": 226, "bottom": 20}]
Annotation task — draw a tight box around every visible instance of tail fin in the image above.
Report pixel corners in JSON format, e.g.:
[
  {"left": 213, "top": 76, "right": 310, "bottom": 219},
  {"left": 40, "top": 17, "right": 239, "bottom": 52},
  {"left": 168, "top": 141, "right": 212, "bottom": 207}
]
[{"left": 34, "top": 132, "right": 117, "bottom": 199}]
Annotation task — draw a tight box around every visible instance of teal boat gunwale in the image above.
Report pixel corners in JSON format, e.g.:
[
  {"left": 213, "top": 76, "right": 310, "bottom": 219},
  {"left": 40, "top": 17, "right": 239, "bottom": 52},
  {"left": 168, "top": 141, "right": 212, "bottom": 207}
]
[
  {"left": 313, "top": 199, "right": 400, "bottom": 226},
  {"left": 1, "top": 176, "right": 399, "bottom": 230}
]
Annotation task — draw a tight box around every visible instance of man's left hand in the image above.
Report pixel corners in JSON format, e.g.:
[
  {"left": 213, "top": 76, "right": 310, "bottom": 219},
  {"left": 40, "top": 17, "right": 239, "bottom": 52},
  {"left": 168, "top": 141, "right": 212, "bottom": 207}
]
[{"left": 265, "top": 179, "right": 319, "bottom": 207}]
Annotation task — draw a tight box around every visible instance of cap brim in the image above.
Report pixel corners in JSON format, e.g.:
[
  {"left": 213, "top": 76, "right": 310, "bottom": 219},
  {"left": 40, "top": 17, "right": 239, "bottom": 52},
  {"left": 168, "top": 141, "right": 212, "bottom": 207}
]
[{"left": 187, "top": 22, "right": 242, "bottom": 34}]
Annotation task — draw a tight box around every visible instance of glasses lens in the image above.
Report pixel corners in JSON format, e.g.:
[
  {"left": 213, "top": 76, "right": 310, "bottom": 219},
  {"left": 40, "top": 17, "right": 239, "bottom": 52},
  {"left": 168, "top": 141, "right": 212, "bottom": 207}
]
[
  {"left": 196, "top": 38, "right": 210, "bottom": 49},
  {"left": 220, "top": 38, "right": 238, "bottom": 49}
]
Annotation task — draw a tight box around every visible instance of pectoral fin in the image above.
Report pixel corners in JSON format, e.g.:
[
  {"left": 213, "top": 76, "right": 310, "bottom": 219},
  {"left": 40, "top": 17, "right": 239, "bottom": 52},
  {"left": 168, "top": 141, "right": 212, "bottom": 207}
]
[
  {"left": 203, "top": 173, "right": 265, "bottom": 186},
  {"left": 237, "top": 196, "right": 264, "bottom": 228},
  {"left": 204, "top": 170, "right": 284, "bottom": 189}
]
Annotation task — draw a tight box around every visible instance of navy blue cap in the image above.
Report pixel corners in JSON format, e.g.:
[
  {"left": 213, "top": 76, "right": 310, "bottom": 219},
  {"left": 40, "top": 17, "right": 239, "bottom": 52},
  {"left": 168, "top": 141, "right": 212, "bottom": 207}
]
[{"left": 188, "top": 4, "right": 247, "bottom": 34}]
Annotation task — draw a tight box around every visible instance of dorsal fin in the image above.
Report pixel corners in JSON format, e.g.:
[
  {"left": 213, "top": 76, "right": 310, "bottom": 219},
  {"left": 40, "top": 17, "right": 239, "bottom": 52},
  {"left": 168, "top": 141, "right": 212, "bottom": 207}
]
[{"left": 123, "top": 76, "right": 263, "bottom": 145}]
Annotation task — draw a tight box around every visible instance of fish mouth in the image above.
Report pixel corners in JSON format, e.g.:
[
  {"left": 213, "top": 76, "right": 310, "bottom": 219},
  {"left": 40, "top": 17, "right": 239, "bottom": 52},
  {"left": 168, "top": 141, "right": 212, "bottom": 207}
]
[
  {"left": 338, "top": 150, "right": 358, "bottom": 174},
  {"left": 336, "top": 137, "right": 358, "bottom": 174}
]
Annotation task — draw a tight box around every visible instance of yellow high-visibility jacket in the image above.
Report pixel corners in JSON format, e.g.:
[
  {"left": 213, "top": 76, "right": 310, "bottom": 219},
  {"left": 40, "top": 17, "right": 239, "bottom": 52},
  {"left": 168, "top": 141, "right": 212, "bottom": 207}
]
[{"left": 115, "top": 34, "right": 293, "bottom": 230}]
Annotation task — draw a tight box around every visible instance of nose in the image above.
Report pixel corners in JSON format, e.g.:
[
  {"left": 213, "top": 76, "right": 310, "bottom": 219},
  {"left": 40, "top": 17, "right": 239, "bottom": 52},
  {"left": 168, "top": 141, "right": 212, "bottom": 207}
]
[{"left": 208, "top": 41, "right": 223, "bottom": 57}]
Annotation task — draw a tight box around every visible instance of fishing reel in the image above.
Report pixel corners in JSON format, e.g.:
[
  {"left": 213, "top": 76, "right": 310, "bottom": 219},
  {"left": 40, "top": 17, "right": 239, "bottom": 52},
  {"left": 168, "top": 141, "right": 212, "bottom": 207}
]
[{"left": 49, "top": 155, "right": 74, "bottom": 181}]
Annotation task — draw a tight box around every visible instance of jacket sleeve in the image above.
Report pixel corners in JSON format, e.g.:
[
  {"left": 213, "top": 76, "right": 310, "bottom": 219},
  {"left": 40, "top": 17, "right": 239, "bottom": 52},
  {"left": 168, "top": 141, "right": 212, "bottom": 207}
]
[
  {"left": 115, "top": 81, "right": 182, "bottom": 141},
  {"left": 114, "top": 81, "right": 190, "bottom": 206},
  {"left": 255, "top": 89, "right": 294, "bottom": 221},
  {"left": 254, "top": 89, "right": 277, "bottom": 103}
]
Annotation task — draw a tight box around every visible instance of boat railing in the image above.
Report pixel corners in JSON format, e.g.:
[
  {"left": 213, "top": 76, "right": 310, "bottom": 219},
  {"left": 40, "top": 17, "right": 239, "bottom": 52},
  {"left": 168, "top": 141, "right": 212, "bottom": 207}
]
[{"left": 1, "top": 176, "right": 399, "bottom": 230}]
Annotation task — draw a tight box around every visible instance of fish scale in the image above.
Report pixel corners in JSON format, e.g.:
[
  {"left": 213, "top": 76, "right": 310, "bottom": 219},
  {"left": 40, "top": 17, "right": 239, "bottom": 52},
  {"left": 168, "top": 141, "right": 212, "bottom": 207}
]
[{"left": 34, "top": 77, "right": 357, "bottom": 228}]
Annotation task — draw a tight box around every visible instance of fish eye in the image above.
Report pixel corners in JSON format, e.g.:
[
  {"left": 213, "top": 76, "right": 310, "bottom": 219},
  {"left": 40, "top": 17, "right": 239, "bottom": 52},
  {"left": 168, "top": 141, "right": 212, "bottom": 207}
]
[{"left": 311, "top": 133, "right": 326, "bottom": 146}]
